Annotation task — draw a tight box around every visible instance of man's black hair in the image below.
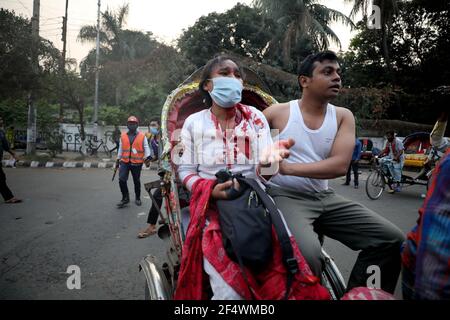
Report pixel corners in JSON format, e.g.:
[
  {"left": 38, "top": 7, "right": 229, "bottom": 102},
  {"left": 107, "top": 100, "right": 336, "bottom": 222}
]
[
  {"left": 149, "top": 118, "right": 160, "bottom": 124},
  {"left": 298, "top": 50, "right": 339, "bottom": 78}
]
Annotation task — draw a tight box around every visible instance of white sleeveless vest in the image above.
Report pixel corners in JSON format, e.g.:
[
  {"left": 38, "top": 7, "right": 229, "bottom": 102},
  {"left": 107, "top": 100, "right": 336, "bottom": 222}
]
[{"left": 270, "top": 100, "right": 338, "bottom": 193}]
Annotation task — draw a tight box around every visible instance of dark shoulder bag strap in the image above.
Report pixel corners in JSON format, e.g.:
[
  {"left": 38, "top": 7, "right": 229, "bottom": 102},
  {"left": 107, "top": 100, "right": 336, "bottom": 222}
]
[{"left": 240, "top": 178, "right": 298, "bottom": 299}]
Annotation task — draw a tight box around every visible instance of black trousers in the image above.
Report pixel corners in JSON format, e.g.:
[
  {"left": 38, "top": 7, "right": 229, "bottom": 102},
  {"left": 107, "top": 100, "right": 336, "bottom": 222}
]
[
  {"left": 0, "top": 164, "right": 14, "bottom": 201},
  {"left": 147, "top": 188, "right": 163, "bottom": 225},
  {"left": 118, "top": 162, "right": 142, "bottom": 200},
  {"left": 346, "top": 160, "right": 359, "bottom": 186}
]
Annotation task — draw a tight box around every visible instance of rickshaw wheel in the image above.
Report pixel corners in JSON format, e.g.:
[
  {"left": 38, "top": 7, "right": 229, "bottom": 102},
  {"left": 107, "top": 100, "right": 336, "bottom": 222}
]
[
  {"left": 365, "top": 170, "right": 385, "bottom": 200},
  {"left": 321, "top": 249, "right": 347, "bottom": 300}
]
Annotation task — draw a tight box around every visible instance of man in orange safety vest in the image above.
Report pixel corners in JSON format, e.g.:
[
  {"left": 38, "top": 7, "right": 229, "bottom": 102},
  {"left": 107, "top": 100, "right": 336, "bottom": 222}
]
[{"left": 116, "top": 116, "right": 151, "bottom": 208}]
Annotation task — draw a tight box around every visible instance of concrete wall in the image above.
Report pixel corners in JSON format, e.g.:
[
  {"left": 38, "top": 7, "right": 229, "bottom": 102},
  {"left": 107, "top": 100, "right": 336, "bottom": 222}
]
[{"left": 61, "top": 124, "right": 150, "bottom": 152}]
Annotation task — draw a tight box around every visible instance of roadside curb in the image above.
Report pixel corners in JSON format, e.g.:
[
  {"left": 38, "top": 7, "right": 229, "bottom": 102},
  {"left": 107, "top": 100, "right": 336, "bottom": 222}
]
[{"left": 1, "top": 160, "right": 156, "bottom": 170}]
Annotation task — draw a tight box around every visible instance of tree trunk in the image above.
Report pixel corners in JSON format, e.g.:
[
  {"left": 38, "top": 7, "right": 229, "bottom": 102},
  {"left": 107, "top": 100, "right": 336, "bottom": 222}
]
[
  {"left": 378, "top": 0, "right": 394, "bottom": 84},
  {"left": 77, "top": 100, "right": 87, "bottom": 156}
]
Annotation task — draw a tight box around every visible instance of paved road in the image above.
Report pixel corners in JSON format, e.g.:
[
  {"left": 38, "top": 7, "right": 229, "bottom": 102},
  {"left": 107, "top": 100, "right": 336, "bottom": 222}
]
[{"left": 0, "top": 168, "right": 426, "bottom": 299}]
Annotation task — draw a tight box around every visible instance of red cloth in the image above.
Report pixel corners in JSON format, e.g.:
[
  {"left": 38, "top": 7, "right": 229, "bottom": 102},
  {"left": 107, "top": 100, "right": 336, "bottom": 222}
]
[
  {"left": 174, "top": 178, "right": 331, "bottom": 300},
  {"left": 341, "top": 287, "right": 396, "bottom": 300}
]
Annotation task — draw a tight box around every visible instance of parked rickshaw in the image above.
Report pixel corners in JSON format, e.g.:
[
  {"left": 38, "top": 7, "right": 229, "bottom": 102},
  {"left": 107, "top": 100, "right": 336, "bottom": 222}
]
[
  {"left": 403, "top": 132, "right": 431, "bottom": 168},
  {"left": 139, "top": 66, "right": 346, "bottom": 300}
]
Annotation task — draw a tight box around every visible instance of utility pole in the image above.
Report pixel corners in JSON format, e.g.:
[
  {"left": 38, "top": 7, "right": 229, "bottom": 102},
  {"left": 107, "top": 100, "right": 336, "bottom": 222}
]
[
  {"left": 93, "top": 0, "right": 101, "bottom": 144},
  {"left": 27, "top": 0, "right": 40, "bottom": 155},
  {"left": 59, "top": 0, "right": 69, "bottom": 122}
]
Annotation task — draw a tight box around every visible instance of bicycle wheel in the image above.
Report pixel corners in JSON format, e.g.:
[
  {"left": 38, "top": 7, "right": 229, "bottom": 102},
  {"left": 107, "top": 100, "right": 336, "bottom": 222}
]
[
  {"left": 103, "top": 145, "right": 112, "bottom": 158},
  {"left": 321, "top": 249, "right": 346, "bottom": 300},
  {"left": 365, "top": 170, "right": 385, "bottom": 200}
]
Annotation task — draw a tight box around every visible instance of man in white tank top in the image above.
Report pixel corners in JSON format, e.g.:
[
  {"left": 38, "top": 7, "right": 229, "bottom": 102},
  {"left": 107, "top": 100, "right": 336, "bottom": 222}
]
[{"left": 263, "top": 51, "right": 405, "bottom": 294}]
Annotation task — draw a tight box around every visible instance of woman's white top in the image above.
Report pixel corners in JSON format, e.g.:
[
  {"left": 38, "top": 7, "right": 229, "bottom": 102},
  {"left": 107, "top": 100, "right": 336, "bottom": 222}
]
[{"left": 177, "top": 105, "right": 273, "bottom": 191}]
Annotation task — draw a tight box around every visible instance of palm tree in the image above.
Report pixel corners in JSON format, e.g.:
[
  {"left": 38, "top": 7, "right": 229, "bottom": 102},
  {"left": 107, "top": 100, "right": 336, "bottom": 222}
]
[
  {"left": 78, "top": 4, "right": 129, "bottom": 61},
  {"left": 344, "top": 0, "right": 398, "bottom": 78},
  {"left": 253, "top": 0, "right": 354, "bottom": 68},
  {"left": 77, "top": 3, "right": 157, "bottom": 104}
]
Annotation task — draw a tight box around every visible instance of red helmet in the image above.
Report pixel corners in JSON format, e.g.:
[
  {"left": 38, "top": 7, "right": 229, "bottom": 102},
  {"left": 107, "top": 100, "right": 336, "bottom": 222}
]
[{"left": 127, "top": 116, "right": 139, "bottom": 123}]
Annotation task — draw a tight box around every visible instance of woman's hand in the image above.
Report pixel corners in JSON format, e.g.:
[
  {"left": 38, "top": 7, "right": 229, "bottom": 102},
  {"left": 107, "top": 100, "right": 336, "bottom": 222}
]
[
  {"left": 259, "top": 138, "right": 295, "bottom": 176},
  {"left": 211, "top": 179, "right": 240, "bottom": 200}
]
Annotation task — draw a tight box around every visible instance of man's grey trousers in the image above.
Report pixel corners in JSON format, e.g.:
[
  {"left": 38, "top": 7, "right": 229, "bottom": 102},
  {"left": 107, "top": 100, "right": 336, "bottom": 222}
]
[{"left": 267, "top": 185, "right": 405, "bottom": 293}]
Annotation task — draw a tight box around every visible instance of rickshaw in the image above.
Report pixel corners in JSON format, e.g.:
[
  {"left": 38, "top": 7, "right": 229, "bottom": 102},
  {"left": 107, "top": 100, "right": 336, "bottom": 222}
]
[
  {"left": 365, "top": 133, "right": 438, "bottom": 200},
  {"left": 138, "top": 66, "right": 346, "bottom": 300}
]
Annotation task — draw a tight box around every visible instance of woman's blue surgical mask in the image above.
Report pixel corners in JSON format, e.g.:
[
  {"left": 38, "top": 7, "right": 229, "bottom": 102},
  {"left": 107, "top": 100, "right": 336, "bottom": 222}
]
[
  {"left": 208, "top": 77, "right": 243, "bottom": 108},
  {"left": 150, "top": 127, "right": 159, "bottom": 135}
]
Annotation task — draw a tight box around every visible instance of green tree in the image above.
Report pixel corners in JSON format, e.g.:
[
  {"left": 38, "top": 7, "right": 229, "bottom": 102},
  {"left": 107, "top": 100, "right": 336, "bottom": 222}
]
[
  {"left": 123, "top": 82, "right": 167, "bottom": 125},
  {"left": 178, "top": 3, "right": 275, "bottom": 67},
  {"left": 342, "top": 1, "right": 448, "bottom": 91},
  {"left": 78, "top": 4, "right": 159, "bottom": 105},
  {"left": 344, "top": 0, "right": 398, "bottom": 79},
  {"left": 0, "top": 9, "right": 61, "bottom": 100},
  {"left": 51, "top": 71, "right": 91, "bottom": 155},
  {"left": 254, "top": 0, "right": 354, "bottom": 69}
]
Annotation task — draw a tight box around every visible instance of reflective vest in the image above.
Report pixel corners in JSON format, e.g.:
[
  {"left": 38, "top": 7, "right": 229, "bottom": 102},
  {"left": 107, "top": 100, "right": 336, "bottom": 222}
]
[{"left": 120, "top": 132, "right": 145, "bottom": 164}]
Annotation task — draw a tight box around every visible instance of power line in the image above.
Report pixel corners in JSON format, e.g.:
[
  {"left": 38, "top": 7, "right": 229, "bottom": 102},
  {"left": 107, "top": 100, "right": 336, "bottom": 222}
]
[
  {"left": 41, "top": 16, "right": 60, "bottom": 20},
  {"left": 69, "top": 17, "right": 96, "bottom": 22},
  {"left": 40, "top": 21, "right": 62, "bottom": 26},
  {"left": 16, "top": 0, "right": 31, "bottom": 15}
]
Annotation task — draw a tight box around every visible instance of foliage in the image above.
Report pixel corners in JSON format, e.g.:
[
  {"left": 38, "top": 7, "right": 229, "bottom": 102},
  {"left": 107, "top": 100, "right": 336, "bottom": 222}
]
[
  {"left": 342, "top": 1, "right": 450, "bottom": 93},
  {"left": 0, "top": 99, "right": 28, "bottom": 128},
  {"left": 98, "top": 105, "right": 128, "bottom": 126},
  {"left": 178, "top": 3, "right": 275, "bottom": 67},
  {"left": 78, "top": 3, "right": 193, "bottom": 112},
  {"left": 344, "top": 0, "right": 399, "bottom": 78},
  {"left": 0, "top": 9, "right": 61, "bottom": 100},
  {"left": 123, "top": 82, "right": 167, "bottom": 125},
  {"left": 333, "top": 87, "right": 393, "bottom": 120},
  {"left": 254, "top": 0, "right": 354, "bottom": 70}
]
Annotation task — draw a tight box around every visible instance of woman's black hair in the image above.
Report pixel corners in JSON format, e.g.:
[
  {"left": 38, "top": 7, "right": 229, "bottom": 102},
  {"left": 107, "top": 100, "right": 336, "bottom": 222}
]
[{"left": 198, "top": 54, "right": 245, "bottom": 108}]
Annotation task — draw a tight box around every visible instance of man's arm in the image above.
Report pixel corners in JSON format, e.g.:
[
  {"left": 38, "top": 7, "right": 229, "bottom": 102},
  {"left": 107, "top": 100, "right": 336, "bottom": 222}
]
[
  {"left": 262, "top": 102, "right": 290, "bottom": 136},
  {"left": 143, "top": 136, "right": 151, "bottom": 160},
  {"left": 430, "top": 111, "right": 448, "bottom": 150},
  {"left": 379, "top": 143, "right": 389, "bottom": 157},
  {"left": 280, "top": 107, "right": 355, "bottom": 179}
]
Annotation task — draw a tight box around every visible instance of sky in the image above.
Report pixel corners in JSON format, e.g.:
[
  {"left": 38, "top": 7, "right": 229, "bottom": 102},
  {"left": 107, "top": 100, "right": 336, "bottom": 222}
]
[{"left": 0, "top": 0, "right": 360, "bottom": 67}]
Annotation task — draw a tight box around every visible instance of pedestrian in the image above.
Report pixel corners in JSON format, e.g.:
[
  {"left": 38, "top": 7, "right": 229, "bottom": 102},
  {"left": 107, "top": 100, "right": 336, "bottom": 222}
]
[
  {"left": 379, "top": 130, "right": 405, "bottom": 193},
  {"left": 145, "top": 119, "right": 161, "bottom": 167},
  {"left": 116, "top": 116, "right": 152, "bottom": 208},
  {"left": 263, "top": 51, "right": 405, "bottom": 294},
  {"left": 138, "top": 119, "right": 162, "bottom": 238},
  {"left": 0, "top": 116, "right": 22, "bottom": 204},
  {"left": 343, "top": 137, "right": 362, "bottom": 188},
  {"left": 110, "top": 125, "right": 121, "bottom": 154}
]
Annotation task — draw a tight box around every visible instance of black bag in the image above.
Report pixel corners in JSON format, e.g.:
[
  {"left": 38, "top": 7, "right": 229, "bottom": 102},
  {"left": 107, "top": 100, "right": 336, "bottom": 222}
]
[
  {"left": 215, "top": 169, "right": 299, "bottom": 299},
  {"left": 216, "top": 178, "right": 273, "bottom": 272}
]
